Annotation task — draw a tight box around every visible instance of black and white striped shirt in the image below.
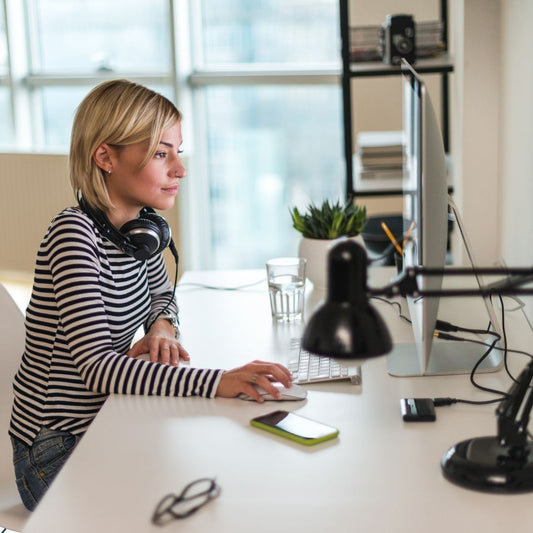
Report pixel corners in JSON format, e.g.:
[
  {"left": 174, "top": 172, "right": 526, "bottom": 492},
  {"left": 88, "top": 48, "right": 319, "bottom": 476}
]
[{"left": 9, "top": 207, "right": 223, "bottom": 447}]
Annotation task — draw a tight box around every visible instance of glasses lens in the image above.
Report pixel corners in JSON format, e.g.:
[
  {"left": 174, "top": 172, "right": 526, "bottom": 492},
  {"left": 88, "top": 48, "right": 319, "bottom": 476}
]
[
  {"left": 181, "top": 478, "right": 216, "bottom": 499},
  {"left": 152, "top": 494, "right": 179, "bottom": 525}
]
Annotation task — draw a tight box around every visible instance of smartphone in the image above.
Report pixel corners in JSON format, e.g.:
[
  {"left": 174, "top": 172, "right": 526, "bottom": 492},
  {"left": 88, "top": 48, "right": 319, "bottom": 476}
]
[{"left": 251, "top": 410, "right": 339, "bottom": 446}]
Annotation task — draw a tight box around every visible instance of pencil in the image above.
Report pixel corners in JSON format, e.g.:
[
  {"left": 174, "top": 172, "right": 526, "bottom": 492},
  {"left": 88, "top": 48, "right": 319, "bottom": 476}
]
[
  {"left": 381, "top": 221, "right": 403, "bottom": 256},
  {"left": 402, "top": 221, "right": 416, "bottom": 248}
]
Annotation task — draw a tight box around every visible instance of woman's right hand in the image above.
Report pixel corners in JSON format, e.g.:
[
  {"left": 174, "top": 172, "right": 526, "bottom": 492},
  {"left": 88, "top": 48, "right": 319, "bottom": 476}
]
[{"left": 216, "top": 360, "right": 293, "bottom": 403}]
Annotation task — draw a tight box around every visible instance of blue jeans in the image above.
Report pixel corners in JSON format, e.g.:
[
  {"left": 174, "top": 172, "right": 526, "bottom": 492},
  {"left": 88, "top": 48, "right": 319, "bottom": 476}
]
[{"left": 11, "top": 427, "right": 80, "bottom": 511}]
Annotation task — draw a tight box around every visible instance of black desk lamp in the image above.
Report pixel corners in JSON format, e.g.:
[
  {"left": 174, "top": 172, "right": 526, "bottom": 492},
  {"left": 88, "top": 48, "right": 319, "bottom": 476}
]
[{"left": 302, "top": 239, "right": 533, "bottom": 494}]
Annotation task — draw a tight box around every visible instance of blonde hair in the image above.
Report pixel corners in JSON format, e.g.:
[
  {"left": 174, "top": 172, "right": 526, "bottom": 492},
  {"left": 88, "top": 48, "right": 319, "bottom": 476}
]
[{"left": 69, "top": 79, "right": 182, "bottom": 211}]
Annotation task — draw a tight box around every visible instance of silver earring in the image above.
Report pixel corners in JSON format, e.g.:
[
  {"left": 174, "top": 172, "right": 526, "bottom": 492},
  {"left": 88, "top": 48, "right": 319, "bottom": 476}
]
[{"left": 107, "top": 169, "right": 112, "bottom": 174}]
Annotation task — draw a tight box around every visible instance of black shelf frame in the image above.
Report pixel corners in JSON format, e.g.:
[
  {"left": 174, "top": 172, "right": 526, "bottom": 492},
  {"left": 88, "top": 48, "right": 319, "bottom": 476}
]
[{"left": 340, "top": 0, "right": 452, "bottom": 200}]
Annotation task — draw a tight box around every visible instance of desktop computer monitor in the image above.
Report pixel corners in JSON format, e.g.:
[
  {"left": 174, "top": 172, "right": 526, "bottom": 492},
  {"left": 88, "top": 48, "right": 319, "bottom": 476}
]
[{"left": 386, "top": 60, "right": 502, "bottom": 377}]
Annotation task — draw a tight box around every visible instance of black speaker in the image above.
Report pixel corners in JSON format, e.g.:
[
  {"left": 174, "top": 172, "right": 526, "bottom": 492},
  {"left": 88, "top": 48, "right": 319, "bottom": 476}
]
[
  {"left": 79, "top": 196, "right": 172, "bottom": 261},
  {"left": 381, "top": 14, "right": 416, "bottom": 66}
]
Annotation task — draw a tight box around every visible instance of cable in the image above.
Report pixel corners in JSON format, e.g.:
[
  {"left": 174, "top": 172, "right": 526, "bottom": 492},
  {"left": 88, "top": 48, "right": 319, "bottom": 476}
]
[
  {"left": 432, "top": 397, "right": 505, "bottom": 407},
  {"left": 371, "top": 291, "right": 529, "bottom": 406},
  {"left": 370, "top": 295, "right": 411, "bottom": 325},
  {"left": 149, "top": 240, "right": 180, "bottom": 328},
  {"left": 177, "top": 278, "right": 266, "bottom": 291},
  {"left": 374, "top": 295, "right": 508, "bottom": 402}
]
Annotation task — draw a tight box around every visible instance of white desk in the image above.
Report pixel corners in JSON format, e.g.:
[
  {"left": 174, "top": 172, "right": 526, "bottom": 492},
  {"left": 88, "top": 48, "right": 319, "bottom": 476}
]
[{"left": 23, "top": 269, "right": 533, "bottom": 533}]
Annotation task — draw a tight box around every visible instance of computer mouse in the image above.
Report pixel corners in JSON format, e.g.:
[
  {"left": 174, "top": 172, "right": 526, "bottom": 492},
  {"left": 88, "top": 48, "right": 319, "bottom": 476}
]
[{"left": 239, "top": 382, "right": 308, "bottom": 401}]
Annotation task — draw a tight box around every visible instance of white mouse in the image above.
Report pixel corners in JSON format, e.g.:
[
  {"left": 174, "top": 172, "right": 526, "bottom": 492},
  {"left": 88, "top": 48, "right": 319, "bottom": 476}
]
[{"left": 239, "top": 382, "right": 307, "bottom": 401}]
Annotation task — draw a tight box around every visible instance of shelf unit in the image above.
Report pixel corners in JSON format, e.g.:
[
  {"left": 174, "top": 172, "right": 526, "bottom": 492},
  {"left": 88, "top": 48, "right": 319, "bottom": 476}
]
[{"left": 339, "top": 0, "right": 453, "bottom": 199}]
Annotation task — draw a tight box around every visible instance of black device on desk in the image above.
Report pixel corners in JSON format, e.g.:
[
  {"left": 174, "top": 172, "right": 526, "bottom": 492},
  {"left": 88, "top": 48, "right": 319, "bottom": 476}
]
[{"left": 401, "top": 398, "right": 436, "bottom": 422}]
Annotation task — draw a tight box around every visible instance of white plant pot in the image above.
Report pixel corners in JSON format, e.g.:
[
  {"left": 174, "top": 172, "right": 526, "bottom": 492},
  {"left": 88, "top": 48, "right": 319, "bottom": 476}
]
[{"left": 298, "top": 235, "right": 365, "bottom": 290}]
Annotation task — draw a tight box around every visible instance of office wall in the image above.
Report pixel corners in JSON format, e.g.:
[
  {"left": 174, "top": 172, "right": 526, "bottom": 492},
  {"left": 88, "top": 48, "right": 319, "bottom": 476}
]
[
  {"left": 453, "top": 0, "right": 533, "bottom": 268},
  {"left": 0, "top": 153, "right": 181, "bottom": 276},
  {"left": 451, "top": 0, "right": 501, "bottom": 265},
  {"left": 499, "top": 0, "right": 533, "bottom": 321},
  {"left": 0, "top": 153, "right": 73, "bottom": 274},
  {"left": 499, "top": 0, "right": 533, "bottom": 267}
]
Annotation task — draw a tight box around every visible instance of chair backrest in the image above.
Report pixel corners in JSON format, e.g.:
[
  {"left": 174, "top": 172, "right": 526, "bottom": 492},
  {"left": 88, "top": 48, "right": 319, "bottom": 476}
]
[{"left": 0, "top": 283, "right": 30, "bottom": 530}]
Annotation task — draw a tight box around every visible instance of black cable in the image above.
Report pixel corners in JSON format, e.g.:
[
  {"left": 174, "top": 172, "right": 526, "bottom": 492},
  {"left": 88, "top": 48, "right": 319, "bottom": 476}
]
[
  {"left": 433, "top": 396, "right": 505, "bottom": 407},
  {"left": 370, "top": 295, "right": 412, "bottom": 325},
  {"left": 376, "top": 295, "right": 509, "bottom": 402},
  {"left": 433, "top": 332, "right": 508, "bottom": 398},
  {"left": 149, "top": 241, "right": 180, "bottom": 328}
]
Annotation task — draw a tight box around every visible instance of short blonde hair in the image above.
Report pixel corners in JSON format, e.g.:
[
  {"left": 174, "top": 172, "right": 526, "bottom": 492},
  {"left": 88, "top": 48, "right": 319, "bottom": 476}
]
[{"left": 69, "top": 79, "right": 182, "bottom": 211}]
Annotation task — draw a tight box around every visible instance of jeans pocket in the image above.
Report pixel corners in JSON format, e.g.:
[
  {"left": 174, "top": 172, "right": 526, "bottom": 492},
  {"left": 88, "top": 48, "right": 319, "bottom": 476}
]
[
  {"left": 13, "top": 428, "right": 80, "bottom": 510},
  {"left": 31, "top": 431, "right": 78, "bottom": 480}
]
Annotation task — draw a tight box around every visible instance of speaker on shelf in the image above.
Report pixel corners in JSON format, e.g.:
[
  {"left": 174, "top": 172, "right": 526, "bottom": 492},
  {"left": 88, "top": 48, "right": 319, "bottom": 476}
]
[{"left": 381, "top": 14, "right": 416, "bottom": 66}]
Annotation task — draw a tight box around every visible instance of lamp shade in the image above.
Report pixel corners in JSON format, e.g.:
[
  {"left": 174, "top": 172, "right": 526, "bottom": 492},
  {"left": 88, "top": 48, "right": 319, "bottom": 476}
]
[{"left": 301, "top": 240, "right": 392, "bottom": 359}]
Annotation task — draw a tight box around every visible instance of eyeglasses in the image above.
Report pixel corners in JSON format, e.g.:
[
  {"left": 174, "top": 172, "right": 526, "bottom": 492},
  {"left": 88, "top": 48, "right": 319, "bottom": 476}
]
[{"left": 152, "top": 477, "right": 221, "bottom": 525}]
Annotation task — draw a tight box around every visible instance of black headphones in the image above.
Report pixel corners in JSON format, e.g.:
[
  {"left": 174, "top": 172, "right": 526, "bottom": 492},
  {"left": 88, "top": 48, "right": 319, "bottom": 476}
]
[{"left": 79, "top": 195, "right": 176, "bottom": 262}]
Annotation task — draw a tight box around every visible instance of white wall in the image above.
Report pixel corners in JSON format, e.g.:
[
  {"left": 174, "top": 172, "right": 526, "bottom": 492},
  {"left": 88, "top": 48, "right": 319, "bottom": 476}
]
[
  {"left": 499, "top": 0, "right": 533, "bottom": 321},
  {"left": 500, "top": 0, "right": 533, "bottom": 267},
  {"left": 452, "top": 0, "right": 501, "bottom": 265},
  {"left": 0, "top": 153, "right": 72, "bottom": 274}
]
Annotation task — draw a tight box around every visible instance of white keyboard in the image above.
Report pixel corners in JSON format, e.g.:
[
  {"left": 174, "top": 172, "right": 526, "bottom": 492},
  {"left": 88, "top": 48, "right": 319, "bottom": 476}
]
[{"left": 288, "top": 338, "right": 362, "bottom": 385}]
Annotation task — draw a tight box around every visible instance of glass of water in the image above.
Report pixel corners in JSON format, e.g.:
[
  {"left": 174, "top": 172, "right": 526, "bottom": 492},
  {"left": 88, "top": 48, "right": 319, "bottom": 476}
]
[{"left": 266, "top": 257, "right": 307, "bottom": 322}]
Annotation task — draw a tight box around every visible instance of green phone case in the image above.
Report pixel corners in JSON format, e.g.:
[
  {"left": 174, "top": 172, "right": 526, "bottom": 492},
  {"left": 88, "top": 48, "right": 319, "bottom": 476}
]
[{"left": 250, "top": 414, "right": 339, "bottom": 446}]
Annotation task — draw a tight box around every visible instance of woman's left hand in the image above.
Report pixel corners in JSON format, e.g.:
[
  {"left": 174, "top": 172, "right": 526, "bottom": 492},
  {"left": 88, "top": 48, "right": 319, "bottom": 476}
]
[{"left": 126, "top": 320, "right": 190, "bottom": 366}]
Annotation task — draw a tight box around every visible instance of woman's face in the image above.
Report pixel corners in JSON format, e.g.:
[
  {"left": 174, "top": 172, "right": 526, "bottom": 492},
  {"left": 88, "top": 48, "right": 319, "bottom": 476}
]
[{"left": 102, "top": 122, "right": 186, "bottom": 224}]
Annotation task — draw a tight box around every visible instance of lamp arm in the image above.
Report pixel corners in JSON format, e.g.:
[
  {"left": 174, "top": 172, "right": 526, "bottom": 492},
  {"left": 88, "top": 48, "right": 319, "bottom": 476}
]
[
  {"left": 368, "top": 266, "right": 533, "bottom": 300},
  {"left": 496, "top": 359, "right": 533, "bottom": 452}
]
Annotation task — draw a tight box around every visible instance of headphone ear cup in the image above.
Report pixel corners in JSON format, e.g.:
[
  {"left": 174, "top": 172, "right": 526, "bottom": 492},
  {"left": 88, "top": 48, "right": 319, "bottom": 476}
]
[
  {"left": 120, "top": 218, "right": 163, "bottom": 261},
  {"left": 140, "top": 212, "right": 172, "bottom": 255}
]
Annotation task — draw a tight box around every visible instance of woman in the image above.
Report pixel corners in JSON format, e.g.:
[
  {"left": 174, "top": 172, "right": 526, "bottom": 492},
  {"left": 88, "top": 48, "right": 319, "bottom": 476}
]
[{"left": 9, "top": 79, "right": 292, "bottom": 510}]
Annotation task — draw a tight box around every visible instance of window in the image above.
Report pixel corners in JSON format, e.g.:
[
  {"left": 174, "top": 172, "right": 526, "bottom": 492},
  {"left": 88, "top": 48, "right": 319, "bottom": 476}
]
[
  {"left": 190, "top": 0, "right": 342, "bottom": 268},
  {"left": 29, "top": 0, "right": 171, "bottom": 72},
  {"left": 200, "top": 85, "right": 342, "bottom": 269},
  {"left": 0, "top": 2, "right": 12, "bottom": 145},
  {"left": 2, "top": 0, "right": 343, "bottom": 269},
  {"left": 198, "top": 0, "right": 339, "bottom": 65},
  {"left": 23, "top": 0, "right": 174, "bottom": 147}
]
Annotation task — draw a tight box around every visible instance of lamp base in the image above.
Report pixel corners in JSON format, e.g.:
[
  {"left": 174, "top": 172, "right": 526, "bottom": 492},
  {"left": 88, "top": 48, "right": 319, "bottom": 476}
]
[{"left": 441, "top": 436, "right": 533, "bottom": 493}]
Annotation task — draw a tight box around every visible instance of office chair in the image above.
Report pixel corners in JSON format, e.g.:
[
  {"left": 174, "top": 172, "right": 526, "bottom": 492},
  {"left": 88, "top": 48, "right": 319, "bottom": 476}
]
[{"left": 0, "top": 283, "right": 30, "bottom": 532}]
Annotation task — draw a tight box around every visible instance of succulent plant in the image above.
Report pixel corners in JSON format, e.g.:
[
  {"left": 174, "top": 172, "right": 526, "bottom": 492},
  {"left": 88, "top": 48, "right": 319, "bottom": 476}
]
[{"left": 290, "top": 200, "right": 367, "bottom": 240}]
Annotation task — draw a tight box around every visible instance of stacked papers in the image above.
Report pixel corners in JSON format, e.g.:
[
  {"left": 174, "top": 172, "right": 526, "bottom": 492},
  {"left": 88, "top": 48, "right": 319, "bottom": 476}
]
[{"left": 355, "top": 131, "right": 405, "bottom": 181}]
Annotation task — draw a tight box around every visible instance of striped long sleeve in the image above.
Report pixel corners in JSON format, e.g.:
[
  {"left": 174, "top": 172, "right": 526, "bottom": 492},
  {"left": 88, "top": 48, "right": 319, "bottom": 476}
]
[{"left": 10, "top": 207, "right": 222, "bottom": 446}]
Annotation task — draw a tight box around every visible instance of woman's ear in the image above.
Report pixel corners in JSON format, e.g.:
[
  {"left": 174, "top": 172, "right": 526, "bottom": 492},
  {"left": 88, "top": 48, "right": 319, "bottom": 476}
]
[{"left": 93, "top": 143, "right": 113, "bottom": 174}]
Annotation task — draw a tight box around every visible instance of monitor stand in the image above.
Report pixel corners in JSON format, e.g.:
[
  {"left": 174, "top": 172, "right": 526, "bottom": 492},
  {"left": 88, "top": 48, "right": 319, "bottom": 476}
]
[
  {"left": 387, "top": 196, "right": 504, "bottom": 377},
  {"left": 387, "top": 339, "right": 502, "bottom": 377}
]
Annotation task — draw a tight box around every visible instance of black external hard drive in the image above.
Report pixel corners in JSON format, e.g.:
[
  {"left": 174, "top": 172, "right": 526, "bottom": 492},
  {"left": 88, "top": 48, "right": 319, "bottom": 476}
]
[{"left": 400, "top": 398, "right": 436, "bottom": 422}]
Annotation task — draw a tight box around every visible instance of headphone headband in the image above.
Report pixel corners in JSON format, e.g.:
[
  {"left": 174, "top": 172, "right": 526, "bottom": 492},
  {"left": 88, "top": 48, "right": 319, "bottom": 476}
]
[{"left": 78, "top": 196, "right": 172, "bottom": 261}]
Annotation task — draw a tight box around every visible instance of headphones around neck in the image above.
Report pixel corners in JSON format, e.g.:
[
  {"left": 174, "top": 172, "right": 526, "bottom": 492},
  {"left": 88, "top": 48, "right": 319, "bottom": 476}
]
[{"left": 79, "top": 195, "right": 176, "bottom": 262}]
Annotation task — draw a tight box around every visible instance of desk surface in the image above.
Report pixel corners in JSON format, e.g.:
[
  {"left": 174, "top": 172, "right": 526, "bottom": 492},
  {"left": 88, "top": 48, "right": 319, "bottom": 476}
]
[{"left": 23, "top": 269, "right": 533, "bottom": 533}]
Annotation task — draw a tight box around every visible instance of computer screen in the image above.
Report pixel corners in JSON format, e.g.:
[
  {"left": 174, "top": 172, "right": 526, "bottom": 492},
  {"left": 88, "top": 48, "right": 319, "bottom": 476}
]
[{"left": 386, "top": 60, "right": 502, "bottom": 377}]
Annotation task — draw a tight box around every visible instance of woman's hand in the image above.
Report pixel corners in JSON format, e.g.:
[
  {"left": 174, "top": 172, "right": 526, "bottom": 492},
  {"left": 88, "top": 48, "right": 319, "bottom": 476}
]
[
  {"left": 126, "top": 319, "right": 190, "bottom": 366},
  {"left": 216, "top": 360, "right": 293, "bottom": 402}
]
